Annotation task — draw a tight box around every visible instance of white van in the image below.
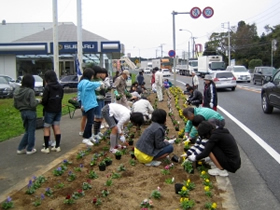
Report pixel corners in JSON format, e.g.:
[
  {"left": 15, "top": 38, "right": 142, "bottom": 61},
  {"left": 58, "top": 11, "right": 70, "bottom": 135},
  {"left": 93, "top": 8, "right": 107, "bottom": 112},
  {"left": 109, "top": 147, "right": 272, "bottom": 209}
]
[{"left": 226, "top": 65, "right": 251, "bottom": 82}]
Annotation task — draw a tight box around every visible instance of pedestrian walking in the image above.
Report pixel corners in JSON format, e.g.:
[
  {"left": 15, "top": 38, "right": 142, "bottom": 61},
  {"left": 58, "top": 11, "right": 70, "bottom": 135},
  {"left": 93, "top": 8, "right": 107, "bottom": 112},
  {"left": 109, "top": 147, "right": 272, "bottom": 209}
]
[
  {"left": 191, "top": 71, "right": 199, "bottom": 89},
  {"left": 154, "top": 67, "right": 163, "bottom": 101},
  {"left": 14, "top": 74, "right": 41, "bottom": 155}
]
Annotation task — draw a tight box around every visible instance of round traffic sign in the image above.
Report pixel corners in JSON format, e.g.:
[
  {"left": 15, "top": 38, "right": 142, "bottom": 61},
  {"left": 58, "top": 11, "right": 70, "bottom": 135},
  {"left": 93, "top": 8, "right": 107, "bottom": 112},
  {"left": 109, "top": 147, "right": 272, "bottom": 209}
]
[
  {"left": 190, "top": 7, "right": 201, "bottom": 19},
  {"left": 168, "top": 50, "right": 176, "bottom": 57},
  {"left": 203, "top": 7, "right": 214, "bottom": 18}
]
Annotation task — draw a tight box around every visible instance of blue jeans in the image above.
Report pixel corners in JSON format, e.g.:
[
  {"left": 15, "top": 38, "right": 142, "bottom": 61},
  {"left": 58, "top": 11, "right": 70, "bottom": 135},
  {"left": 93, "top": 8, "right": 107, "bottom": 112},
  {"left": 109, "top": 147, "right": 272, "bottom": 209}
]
[
  {"left": 154, "top": 144, "right": 174, "bottom": 159},
  {"left": 18, "top": 110, "right": 37, "bottom": 152},
  {"left": 83, "top": 108, "right": 95, "bottom": 139}
]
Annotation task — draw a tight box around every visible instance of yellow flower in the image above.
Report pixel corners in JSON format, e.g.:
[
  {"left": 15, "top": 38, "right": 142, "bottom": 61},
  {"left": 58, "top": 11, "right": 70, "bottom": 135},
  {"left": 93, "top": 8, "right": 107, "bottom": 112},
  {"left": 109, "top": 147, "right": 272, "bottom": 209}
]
[
  {"left": 183, "top": 198, "right": 189, "bottom": 202},
  {"left": 180, "top": 198, "right": 184, "bottom": 203},
  {"left": 204, "top": 186, "right": 210, "bottom": 191},
  {"left": 182, "top": 186, "right": 187, "bottom": 191},
  {"left": 211, "top": 202, "right": 217, "bottom": 209},
  {"left": 204, "top": 178, "right": 210, "bottom": 183},
  {"left": 198, "top": 161, "right": 202, "bottom": 165},
  {"left": 187, "top": 179, "right": 190, "bottom": 183},
  {"left": 201, "top": 171, "right": 206, "bottom": 175},
  {"left": 184, "top": 141, "right": 189, "bottom": 146}
]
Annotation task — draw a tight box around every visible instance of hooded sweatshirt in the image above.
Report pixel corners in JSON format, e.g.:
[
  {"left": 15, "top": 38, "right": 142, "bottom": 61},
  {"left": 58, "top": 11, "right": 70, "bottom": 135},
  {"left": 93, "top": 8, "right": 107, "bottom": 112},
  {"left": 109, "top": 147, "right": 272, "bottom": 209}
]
[
  {"left": 13, "top": 87, "right": 39, "bottom": 111},
  {"left": 41, "top": 81, "right": 64, "bottom": 113}
]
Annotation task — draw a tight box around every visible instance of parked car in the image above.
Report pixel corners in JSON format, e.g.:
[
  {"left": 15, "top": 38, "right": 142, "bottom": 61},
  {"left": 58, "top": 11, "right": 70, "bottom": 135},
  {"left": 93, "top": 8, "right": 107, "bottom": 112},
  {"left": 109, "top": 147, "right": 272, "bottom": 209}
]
[
  {"left": 261, "top": 69, "right": 280, "bottom": 114},
  {"left": 0, "top": 74, "right": 17, "bottom": 90},
  {"left": 16, "top": 75, "right": 44, "bottom": 96},
  {"left": 252, "top": 66, "right": 276, "bottom": 85},
  {"left": 162, "top": 69, "right": 171, "bottom": 77},
  {"left": 143, "top": 67, "right": 152, "bottom": 74},
  {"left": 59, "top": 75, "right": 78, "bottom": 88},
  {"left": 225, "top": 65, "right": 251, "bottom": 82},
  {"left": 209, "top": 71, "right": 237, "bottom": 91},
  {"left": 0, "top": 76, "right": 14, "bottom": 98}
]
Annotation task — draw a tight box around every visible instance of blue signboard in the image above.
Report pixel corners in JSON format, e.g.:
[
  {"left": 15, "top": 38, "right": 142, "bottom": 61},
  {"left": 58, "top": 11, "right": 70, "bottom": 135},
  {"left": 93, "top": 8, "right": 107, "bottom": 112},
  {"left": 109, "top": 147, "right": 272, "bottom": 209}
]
[{"left": 50, "top": 41, "right": 98, "bottom": 54}]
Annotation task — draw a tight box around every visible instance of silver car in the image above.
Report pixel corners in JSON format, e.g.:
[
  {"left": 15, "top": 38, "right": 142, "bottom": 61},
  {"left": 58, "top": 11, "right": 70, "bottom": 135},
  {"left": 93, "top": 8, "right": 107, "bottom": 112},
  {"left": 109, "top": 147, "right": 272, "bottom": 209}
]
[
  {"left": 210, "top": 71, "right": 237, "bottom": 91},
  {"left": 0, "top": 76, "right": 14, "bottom": 98}
]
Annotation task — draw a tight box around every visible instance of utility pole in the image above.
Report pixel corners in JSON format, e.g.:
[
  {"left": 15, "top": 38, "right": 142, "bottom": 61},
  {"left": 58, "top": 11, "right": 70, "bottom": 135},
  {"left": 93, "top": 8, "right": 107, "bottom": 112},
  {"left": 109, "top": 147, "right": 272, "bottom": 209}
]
[{"left": 221, "top": 22, "right": 231, "bottom": 66}]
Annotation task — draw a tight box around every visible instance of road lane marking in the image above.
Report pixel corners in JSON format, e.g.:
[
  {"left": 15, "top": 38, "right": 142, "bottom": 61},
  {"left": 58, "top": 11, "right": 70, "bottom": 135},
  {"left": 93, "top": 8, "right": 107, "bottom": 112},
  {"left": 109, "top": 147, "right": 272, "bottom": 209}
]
[{"left": 218, "top": 106, "right": 280, "bottom": 165}]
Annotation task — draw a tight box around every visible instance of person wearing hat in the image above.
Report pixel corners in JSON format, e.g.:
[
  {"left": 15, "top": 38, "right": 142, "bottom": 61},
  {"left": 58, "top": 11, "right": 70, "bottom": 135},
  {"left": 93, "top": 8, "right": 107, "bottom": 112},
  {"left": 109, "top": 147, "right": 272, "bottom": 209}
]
[
  {"left": 113, "top": 70, "right": 131, "bottom": 108},
  {"left": 203, "top": 75, "right": 218, "bottom": 111},
  {"left": 191, "top": 71, "right": 199, "bottom": 90},
  {"left": 132, "top": 96, "right": 154, "bottom": 123}
]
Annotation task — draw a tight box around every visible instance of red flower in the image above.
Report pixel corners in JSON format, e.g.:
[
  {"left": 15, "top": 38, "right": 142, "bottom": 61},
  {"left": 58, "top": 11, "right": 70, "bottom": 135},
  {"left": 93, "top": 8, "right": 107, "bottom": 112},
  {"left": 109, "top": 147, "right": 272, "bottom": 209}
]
[
  {"left": 66, "top": 195, "right": 71, "bottom": 199},
  {"left": 92, "top": 197, "right": 97, "bottom": 203},
  {"left": 87, "top": 179, "right": 91, "bottom": 183},
  {"left": 78, "top": 189, "right": 83, "bottom": 194},
  {"left": 114, "top": 145, "right": 118, "bottom": 149}
]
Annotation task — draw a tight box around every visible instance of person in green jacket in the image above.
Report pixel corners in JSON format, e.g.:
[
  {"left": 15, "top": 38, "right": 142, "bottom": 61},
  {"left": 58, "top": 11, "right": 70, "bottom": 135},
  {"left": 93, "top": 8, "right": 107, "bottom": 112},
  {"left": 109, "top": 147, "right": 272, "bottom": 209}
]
[{"left": 183, "top": 107, "right": 225, "bottom": 142}]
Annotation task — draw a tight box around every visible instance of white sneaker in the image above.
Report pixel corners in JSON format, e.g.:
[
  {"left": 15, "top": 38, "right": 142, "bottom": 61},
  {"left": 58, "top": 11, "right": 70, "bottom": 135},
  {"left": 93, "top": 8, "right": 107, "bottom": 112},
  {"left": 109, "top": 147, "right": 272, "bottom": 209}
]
[
  {"left": 82, "top": 139, "right": 93, "bottom": 146},
  {"left": 26, "top": 148, "right": 37, "bottom": 155},
  {"left": 90, "top": 136, "right": 99, "bottom": 144},
  {"left": 117, "top": 145, "right": 126, "bottom": 149},
  {"left": 100, "top": 124, "right": 105, "bottom": 129},
  {"left": 51, "top": 147, "right": 61, "bottom": 152},
  {"left": 110, "top": 148, "right": 119, "bottom": 154},
  {"left": 208, "top": 168, "right": 229, "bottom": 177},
  {"left": 92, "top": 134, "right": 102, "bottom": 140},
  {"left": 79, "top": 132, "right": 83, "bottom": 136},
  {"left": 97, "top": 132, "right": 103, "bottom": 137},
  {"left": 17, "top": 149, "right": 26, "bottom": 154},
  {"left": 145, "top": 161, "right": 161, "bottom": 167},
  {"left": 41, "top": 148, "right": 50, "bottom": 154}
]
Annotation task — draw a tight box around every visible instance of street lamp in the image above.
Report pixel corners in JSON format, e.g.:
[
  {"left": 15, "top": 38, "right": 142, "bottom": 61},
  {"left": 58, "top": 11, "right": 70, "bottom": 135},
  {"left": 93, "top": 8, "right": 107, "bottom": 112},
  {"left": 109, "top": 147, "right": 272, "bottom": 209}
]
[
  {"left": 133, "top": 46, "right": 141, "bottom": 67},
  {"left": 179, "top": 29, "right": 193, "bottom": 58}
]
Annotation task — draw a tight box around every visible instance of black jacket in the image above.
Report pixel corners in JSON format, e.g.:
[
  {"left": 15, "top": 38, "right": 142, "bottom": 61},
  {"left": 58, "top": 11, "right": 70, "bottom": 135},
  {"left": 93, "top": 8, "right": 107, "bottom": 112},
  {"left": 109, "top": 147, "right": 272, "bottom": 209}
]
[
  {"left": 203, "top": 82, "right": 217, "bottom": 107},
  {"left": 41, "top": 82, "right": 64, "bottom": 113},
  {"left": 188, "top": 89, "right": 203, "bottom": 106},
  {"left": 196, "top": 128, "right": 241, "bottom": 173}
]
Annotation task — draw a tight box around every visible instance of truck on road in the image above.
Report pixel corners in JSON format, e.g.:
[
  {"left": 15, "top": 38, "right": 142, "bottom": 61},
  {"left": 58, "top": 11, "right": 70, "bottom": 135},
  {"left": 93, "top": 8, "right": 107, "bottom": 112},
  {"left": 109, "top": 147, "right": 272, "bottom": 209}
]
[
  {"left": 177, "top": 58, "right": 198, "bottom": 76},
  {"left": 197, "top": 55, "right": 225, "bottom": 77}
]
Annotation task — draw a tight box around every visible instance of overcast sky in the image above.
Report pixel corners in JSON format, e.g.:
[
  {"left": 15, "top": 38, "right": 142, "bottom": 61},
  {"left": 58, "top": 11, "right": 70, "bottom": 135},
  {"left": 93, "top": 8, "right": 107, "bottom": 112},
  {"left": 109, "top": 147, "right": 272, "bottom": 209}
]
[{"left": 0, "top": 0, "right": 279, "bottom": 58}]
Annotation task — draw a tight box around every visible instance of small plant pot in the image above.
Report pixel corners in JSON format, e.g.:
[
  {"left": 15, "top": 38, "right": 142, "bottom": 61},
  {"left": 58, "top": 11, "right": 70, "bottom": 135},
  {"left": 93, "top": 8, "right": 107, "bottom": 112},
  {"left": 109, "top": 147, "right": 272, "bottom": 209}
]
[
  {"left": 171, "top": 155, "right": 179, "bottom": 163},
  {"left": 98, "top": 165, "right": 106, "bottom": 171},
  {"left": 175, "top": 183, "right": 184, "bottom": 194},
  {"left": 175, "top": 127, "right": 179, "bottom": 131},
  {"left": 128, "top": 141, "right": 134, "bottom": 146},
  {"left": 184, "top": 148, "right": 188, "bottom": 153},
  {"left": 130, "top": 153, "right": 135, "bottom": 158},
  {"left": 105, "top": 160, "right": 112, "bottom": 166},
  {"left": 115, "top": 155, "right": 122, "bottom": 160}
]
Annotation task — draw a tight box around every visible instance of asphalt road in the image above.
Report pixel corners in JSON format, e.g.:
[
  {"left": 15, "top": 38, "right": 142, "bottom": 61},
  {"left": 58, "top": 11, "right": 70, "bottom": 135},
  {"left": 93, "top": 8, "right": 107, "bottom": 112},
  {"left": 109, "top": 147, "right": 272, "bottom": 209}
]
[{"left": 162, "top": 73, "right": 280, "bottom": 209}]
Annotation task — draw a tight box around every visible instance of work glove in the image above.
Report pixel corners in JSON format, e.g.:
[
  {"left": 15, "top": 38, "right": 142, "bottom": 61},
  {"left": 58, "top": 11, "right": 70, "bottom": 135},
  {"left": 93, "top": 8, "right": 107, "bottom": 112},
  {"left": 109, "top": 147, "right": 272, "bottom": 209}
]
[
  {"left": 168, "top": 138, "right": 176, "bottom": 144},
  {"left": 209, "top": 102, "right": 214, "bottom": 108},
  {"left": 188, "top": 154, "right": 196, "bottom": 162},
  {"left": 104, "top": 77, "right": 111, "bottom": 88},
  {"left": 120, "top": 135, "right": 126, "bottom": 143}
]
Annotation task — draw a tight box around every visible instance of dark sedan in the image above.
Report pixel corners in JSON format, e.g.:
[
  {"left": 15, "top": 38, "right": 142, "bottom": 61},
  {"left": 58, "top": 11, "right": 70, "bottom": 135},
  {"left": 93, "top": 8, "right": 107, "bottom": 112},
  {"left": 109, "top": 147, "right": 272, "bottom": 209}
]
[
  {"left": 59, "top": 75, "right": 78, "bottom": 88},
  {"left": 261, "top": 69, "right": 280, "bottom": 113}
]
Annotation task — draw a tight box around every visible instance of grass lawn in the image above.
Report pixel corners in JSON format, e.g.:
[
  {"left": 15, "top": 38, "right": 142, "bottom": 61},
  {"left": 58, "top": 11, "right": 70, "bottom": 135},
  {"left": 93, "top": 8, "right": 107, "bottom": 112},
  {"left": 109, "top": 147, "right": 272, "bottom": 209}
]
[{"left": 0, "top": 93, "right": 77, "bottom": 142}]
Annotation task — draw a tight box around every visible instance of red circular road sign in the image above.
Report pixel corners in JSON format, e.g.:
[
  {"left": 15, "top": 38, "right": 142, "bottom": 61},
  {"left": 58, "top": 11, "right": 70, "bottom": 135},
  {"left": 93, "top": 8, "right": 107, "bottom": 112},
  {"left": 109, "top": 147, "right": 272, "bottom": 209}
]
[
  {"left": 190, "top": 7, "right": 201, "bottom": 19},
  {"left": 168, "top": 50, "right": 176, "bottom": 57},
  {"left": 203, "top": 7, "right": 214, "bottom": 18}
]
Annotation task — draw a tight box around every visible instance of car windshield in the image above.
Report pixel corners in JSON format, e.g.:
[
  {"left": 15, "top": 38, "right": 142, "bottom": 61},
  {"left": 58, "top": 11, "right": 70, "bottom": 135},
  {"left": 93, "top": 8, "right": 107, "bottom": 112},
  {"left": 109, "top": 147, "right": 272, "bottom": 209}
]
[
  {"left": 33, "top": 75, "right": 43, "bottom": 82},
  {"left": 0, "top": 77, "right": 9, "bottom": 84},
  {"left": 216, "top": 72, "right": 233, "bottom": 78},
  {"left": 234, "top": 67, "right": 247, "bottom": 72},
  {"left": 210, "top": 62, "right": 226, "bottom": 70},
  {"left": 189, "top": 61, "right": 198, "bottom": 67},
  {"left": 262, "top": 68, "right": 274, "bottom": 74}
]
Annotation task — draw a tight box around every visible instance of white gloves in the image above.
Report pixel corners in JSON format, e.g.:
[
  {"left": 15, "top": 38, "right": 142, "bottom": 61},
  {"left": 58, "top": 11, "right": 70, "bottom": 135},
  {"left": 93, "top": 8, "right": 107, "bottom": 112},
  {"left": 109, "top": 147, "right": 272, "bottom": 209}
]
[
  {"left": 120, "top": 135, "right": 126, "bottom": 143},
  {"left": 209, "top": 102, "right": 214, "bottom": 108},
  {"left": 168, "top": 138, "right": 176, "bottom": 144},
  {"left": 104, "top": 77, "right": 111, "bottom": 88},
  {"left": 188, "top": 154, "right": 196, "bottom": 162}
]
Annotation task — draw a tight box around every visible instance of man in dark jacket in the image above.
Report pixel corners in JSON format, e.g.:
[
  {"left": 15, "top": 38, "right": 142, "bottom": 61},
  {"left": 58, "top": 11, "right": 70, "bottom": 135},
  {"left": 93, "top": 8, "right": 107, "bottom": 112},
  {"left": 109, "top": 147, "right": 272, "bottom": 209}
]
[
  {"left": 136, "top": 71, "right": 144, "bottom": 86},
  {"left": 203, "top": 75, "right": 218, "bottom": 111},
  {"left": 188, "top": 121, "right": 241, "bottom": 177},
  {"left": 187, "top": 86, "right": 203, "bottom": 107}
]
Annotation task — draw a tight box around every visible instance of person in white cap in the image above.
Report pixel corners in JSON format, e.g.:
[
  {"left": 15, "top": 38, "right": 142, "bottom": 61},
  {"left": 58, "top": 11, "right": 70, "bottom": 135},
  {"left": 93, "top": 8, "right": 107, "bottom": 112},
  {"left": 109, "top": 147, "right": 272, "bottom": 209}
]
[
  {"left": 203, "top": 75, "right": 218, "bottom": 111},
  {"left": 113, "top": 70, "right": 131, "bottom": 108}
]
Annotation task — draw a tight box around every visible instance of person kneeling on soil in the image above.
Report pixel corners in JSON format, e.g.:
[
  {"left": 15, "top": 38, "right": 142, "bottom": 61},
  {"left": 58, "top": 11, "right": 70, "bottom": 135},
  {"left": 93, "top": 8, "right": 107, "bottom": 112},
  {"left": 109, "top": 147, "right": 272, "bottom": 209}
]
[
  {"left": 188, "top": 121, "right": 241, "bottom": 177},
  {"left": 101, "top": 103, "right": 144, "bottom": 153},
  {"left": 134, "top": 109, "right": 174, "bottom": 167}
]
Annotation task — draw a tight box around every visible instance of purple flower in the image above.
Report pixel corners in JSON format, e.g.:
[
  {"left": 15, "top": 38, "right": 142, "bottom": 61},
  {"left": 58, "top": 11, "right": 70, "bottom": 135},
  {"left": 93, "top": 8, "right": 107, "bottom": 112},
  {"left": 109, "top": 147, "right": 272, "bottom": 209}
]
[
  {"left": 68, "top": 171, "right": 72, "bottom": 175},
  {"left": 46, "top": 187, "right": 50, "bottom": 192},
  {"left": 41, "top": 194, "right": 45, "bottom": 200},
  {"left": 57, "top": 167, "right": 62, "bottom": 171},
  {"left": 80, "top": 164, "right": 84, "bottom": 168},
  {"left": 28, "top": 180, "right": 33, "bottom": 188},
  {"left": 32, "top": 176, "right": 37, "bottom": 180},
  {"left": 7, "top": 196, "right": 12, "bottom": 202}
]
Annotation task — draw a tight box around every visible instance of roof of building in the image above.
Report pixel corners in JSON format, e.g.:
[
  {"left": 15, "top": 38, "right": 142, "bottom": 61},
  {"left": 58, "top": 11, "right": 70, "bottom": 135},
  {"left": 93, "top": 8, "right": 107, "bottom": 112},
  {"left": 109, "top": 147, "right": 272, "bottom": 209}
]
[{"left": 12, "top": 22, "right": 108, "bottom": 43}]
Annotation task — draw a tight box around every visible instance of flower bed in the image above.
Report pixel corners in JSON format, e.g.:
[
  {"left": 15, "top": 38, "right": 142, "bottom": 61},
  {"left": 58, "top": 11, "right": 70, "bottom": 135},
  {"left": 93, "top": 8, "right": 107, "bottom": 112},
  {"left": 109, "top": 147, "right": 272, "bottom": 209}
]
[{"left": 1, "top": 87, "right": 223, "bottom": 210}]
